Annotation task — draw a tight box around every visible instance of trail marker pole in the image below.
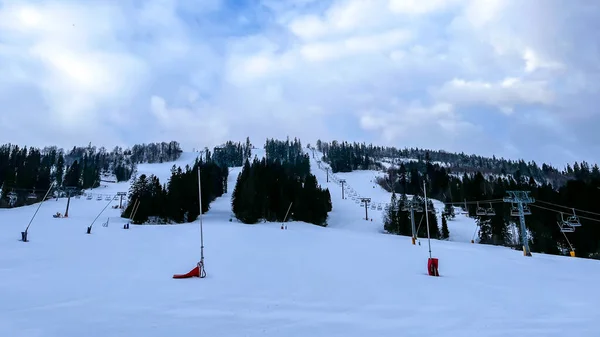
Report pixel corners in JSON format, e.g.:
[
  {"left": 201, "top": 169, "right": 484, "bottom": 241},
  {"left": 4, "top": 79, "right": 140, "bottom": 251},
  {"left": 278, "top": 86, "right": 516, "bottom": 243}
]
[{"left": 340, "top": 179, "right": 346, "bottom": 199}]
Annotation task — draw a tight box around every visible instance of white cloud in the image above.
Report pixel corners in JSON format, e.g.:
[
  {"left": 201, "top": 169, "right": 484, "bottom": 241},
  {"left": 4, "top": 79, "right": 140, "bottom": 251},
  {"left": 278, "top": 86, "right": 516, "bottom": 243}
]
[
  {"left": 432, "top": 77, "right": 555, "bottom": 109},
  {"left": 0, "top": 0, "right": 598, "bottom": 166}
]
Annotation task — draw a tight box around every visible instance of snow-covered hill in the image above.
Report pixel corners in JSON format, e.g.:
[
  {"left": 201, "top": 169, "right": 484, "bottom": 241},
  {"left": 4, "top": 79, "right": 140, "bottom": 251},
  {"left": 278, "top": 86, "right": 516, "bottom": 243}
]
[
  {"left": 1, "top": 149, "right": 599, "bottom": 336},
  {"left": 306, "top": 148, "right": 480, "bottom": 243}
]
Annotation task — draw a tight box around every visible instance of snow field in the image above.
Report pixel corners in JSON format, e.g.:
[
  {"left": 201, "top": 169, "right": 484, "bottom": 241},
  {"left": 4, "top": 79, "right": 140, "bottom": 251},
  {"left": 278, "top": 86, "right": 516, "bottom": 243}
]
[{"left": 0, "top": 149, "right": 599, "bottom": 336}]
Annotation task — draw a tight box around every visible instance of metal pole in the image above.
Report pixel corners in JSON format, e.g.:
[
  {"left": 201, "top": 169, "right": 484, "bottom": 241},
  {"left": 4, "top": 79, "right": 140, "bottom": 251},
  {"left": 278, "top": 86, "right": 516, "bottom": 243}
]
[
  {"left": 198, "top": 167, "right": 204, "bottom": 265},
  {"left": 25, "top": 182, "right": 55, "bottom": 232},
  {"left": 89, "top": 197, "right": 113, "bottom": 230},
  {"left": 410, "top": 206, "right": 416, "bottom": 244},
  {"left": 64, "top": 191, "right": 71, "bottom": 217},
  {"left": 423, "top": 181, "right": 432, "bottom": 259},
  {"left": 340, "top": 180, "right": 345, "bottom": 199},
  {"left": 518, "top": 202, "right": 532, "bottom": 256},
  {"left": 364, "top": 201, "right": 368, "bottom": 220}
]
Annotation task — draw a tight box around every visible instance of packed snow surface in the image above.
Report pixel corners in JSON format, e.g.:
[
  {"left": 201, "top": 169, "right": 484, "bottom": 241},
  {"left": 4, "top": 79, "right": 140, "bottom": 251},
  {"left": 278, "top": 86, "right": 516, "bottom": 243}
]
[{"left": 1, "top": 152, "right": 599, "bottom": 337}]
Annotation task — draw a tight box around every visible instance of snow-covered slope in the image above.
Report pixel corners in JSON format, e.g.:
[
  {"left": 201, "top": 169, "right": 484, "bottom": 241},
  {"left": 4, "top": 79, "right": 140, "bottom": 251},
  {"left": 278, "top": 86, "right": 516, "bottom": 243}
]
[
  {"left": 307, "top": 148, "right": 480, "bottom": 243},
  {"left": 1, "top": 150, "right": 600, "bottom": 337}
]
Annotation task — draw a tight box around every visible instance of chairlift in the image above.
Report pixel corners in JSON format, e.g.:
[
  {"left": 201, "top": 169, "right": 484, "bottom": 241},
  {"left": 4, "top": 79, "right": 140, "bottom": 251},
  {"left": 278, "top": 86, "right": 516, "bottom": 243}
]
[
  {"left": 86, "top": 194, "right": 93, "bottom": 200},
  {"left": 522, "top": 205, "right": 532, "bottom": 215},
  {"left": 27, "top": 192, "right": 37, "bottom": 199},
  {"left": 486, "top": 203, "right": 495, "bottom": 216},
  {"left": 559, "top": 221, "right": 575, "bottom": 233},
  {"left": 96, "top": 195, "right": 102, "bottom": 200},
  {"left": 377, "top": 204, "right": 382, "bottom": 211},
  {"left": 476, "top": 202, "right": 486, "bottom": 216},
  {"left": 7, "top": 191, "right": 17, "bottom": 198},
  {"left": 567, "top": 209, "right": 581, "bottom": 227},
  {"left": 370, "top": 205, "right": 376, "bottom": 210}
]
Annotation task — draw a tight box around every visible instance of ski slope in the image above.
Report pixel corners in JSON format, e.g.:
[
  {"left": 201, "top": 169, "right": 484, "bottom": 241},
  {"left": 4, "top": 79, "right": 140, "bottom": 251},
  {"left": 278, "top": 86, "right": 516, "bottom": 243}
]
[
  {"left": 307, "top": 148, "right": 479, "bottom": 242},
  {"left": 1, "top": 152, "right": 600, "bottom": 337}
]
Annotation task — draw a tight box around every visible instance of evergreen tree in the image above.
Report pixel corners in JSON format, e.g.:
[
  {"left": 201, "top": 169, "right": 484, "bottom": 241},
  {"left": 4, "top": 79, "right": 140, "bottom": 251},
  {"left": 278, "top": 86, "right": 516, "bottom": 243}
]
[{"left": 441, "top": 214, "right": 450, "bottom": 239}]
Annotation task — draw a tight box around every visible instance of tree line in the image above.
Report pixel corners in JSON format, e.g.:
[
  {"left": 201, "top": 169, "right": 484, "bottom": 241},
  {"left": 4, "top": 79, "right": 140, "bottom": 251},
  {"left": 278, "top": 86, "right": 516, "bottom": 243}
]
[
  {"left": 232, "top": 139, "right": 331, "bottom": 226},
  {"left": 315, "top": 139, "right": 591, "bottom": 187},
  {"left": 122, "top": 160, "right": 228, "bottom": 224},
  {"left": 0, "top": 141, "right": 184, "bottom": 207},
  {"left": 377, "top": 159, "right": 600, "bottom": 259},
  {"left": 210, "top": 138, "right": 252, "bottom": 167}
]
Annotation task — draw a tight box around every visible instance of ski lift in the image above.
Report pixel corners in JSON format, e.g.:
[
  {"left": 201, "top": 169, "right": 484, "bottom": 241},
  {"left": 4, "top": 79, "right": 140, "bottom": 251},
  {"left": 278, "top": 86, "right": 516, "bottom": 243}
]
[
  {"left": 27, "top": 192, "right": 37, "bottom": 199},
  {"left": 377, "top": 204, "right": 382, "bottom": 211},
  {"left": 476, "top": 202, "right": 486, "bottom": 216},
  {"left": 559, "top": 219, "right": 575, "bottom": 233},
  {"left": 522, "top": 205, "right": 532, "bottom": 215},
  {"left": 486, "top": 203, "right": 495, "bottom": 216},
  {"left": 105, "top": 195, "right": 111, "bottom": 201},
  {"left": 86, "top": 194, "right": 93, "bottom": 200},
  {"left": 96, "top": 195, "right": 102, "bottom": 200},
  {"left": 401, "top": 201, "right": 410, "bottom": 211},
  {"left": 566, "top": 209, "right": 581, "bottom": 227},
  {"left": 370, "top": 204, "right": 376, "bottom": 210},
  {"left": 113, "top": 195, "right": 119, "bottom": 200},
  {"left": 7, "top": 191, "right": 17, "bottom": 198}
]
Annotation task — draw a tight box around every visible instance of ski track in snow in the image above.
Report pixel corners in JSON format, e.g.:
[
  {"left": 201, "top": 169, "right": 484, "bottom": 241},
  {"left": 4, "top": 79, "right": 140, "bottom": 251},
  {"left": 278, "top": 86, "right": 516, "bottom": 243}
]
[{"left": 0, "top": 148, "right": 599, "bottom": 336}]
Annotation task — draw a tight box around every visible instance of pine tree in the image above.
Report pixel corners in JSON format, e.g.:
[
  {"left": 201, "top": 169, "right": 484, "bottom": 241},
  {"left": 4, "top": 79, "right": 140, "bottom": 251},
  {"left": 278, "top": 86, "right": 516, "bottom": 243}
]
[
  {"left": 441, "top": 214, "right": 450, "bottom": 239},
  {"left": 384, "top": 192, "right": 399, "bottom": 233}
]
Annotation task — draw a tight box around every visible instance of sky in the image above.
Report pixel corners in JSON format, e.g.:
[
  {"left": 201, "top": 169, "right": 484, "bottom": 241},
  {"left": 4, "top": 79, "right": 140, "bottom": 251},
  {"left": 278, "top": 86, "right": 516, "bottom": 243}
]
[{"left": 0, "top": 0, "right": 598, "bottom": 168}]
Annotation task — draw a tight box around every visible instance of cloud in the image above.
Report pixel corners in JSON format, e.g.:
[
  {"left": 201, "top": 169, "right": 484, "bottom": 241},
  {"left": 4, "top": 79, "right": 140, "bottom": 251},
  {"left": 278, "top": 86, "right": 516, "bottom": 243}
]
[{"left": 0, "top": 0, "right": 598, "bottom": 167}]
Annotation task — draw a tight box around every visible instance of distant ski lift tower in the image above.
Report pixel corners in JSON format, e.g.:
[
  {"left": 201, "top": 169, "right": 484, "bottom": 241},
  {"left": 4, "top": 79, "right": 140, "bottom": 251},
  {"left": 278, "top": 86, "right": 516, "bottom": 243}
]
[
  {"left": 63, "top": 186, "right": 79, "bottom": 218},
  {"left": 117, "top": 192, "right": 127, "bottom": 208},
  {"left": 339, "top": 179, "right": 346, "bottom": 199},
  {"left": 503, "top": 191, "right": 534, "bottom": 257},
  {"left": 360, "top": 197, "right": 371, "bottom": 220}
]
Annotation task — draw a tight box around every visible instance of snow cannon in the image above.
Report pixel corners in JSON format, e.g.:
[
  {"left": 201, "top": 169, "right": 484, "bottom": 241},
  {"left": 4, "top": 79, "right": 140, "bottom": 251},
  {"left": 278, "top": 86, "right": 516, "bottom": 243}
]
[
  {"left": 427, "top": 258, "right": 439, "bottom": 277},
  {"left": 173, "top": 261, "right": 206, "bottom": 279}
]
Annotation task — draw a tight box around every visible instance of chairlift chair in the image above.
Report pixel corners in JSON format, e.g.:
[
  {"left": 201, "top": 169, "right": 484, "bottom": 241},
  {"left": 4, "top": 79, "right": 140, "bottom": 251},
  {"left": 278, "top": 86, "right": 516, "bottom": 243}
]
[
  {"left": 377, "top": 204, "right": 382, "bottom": 210},
  {"left": 476, "top": 202, "right": 486, "bottom": 216},
  {"left": 559, "top": 222, "right": 575, "bottom": 233},
  {"left": 567, "top": 209, "right": 581, "bottom": 227},
  {"left": 486, "top": 203, "right": 496, "bottom": 216},
  {"left": 96, "top": 195, "right": 102, "bottom": 200},
  {"left": 27, "top": 192, "right": 37, "bottom": 199},
  {"left": 522, "top": 205, "right": 532, "bottom": 215}
]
